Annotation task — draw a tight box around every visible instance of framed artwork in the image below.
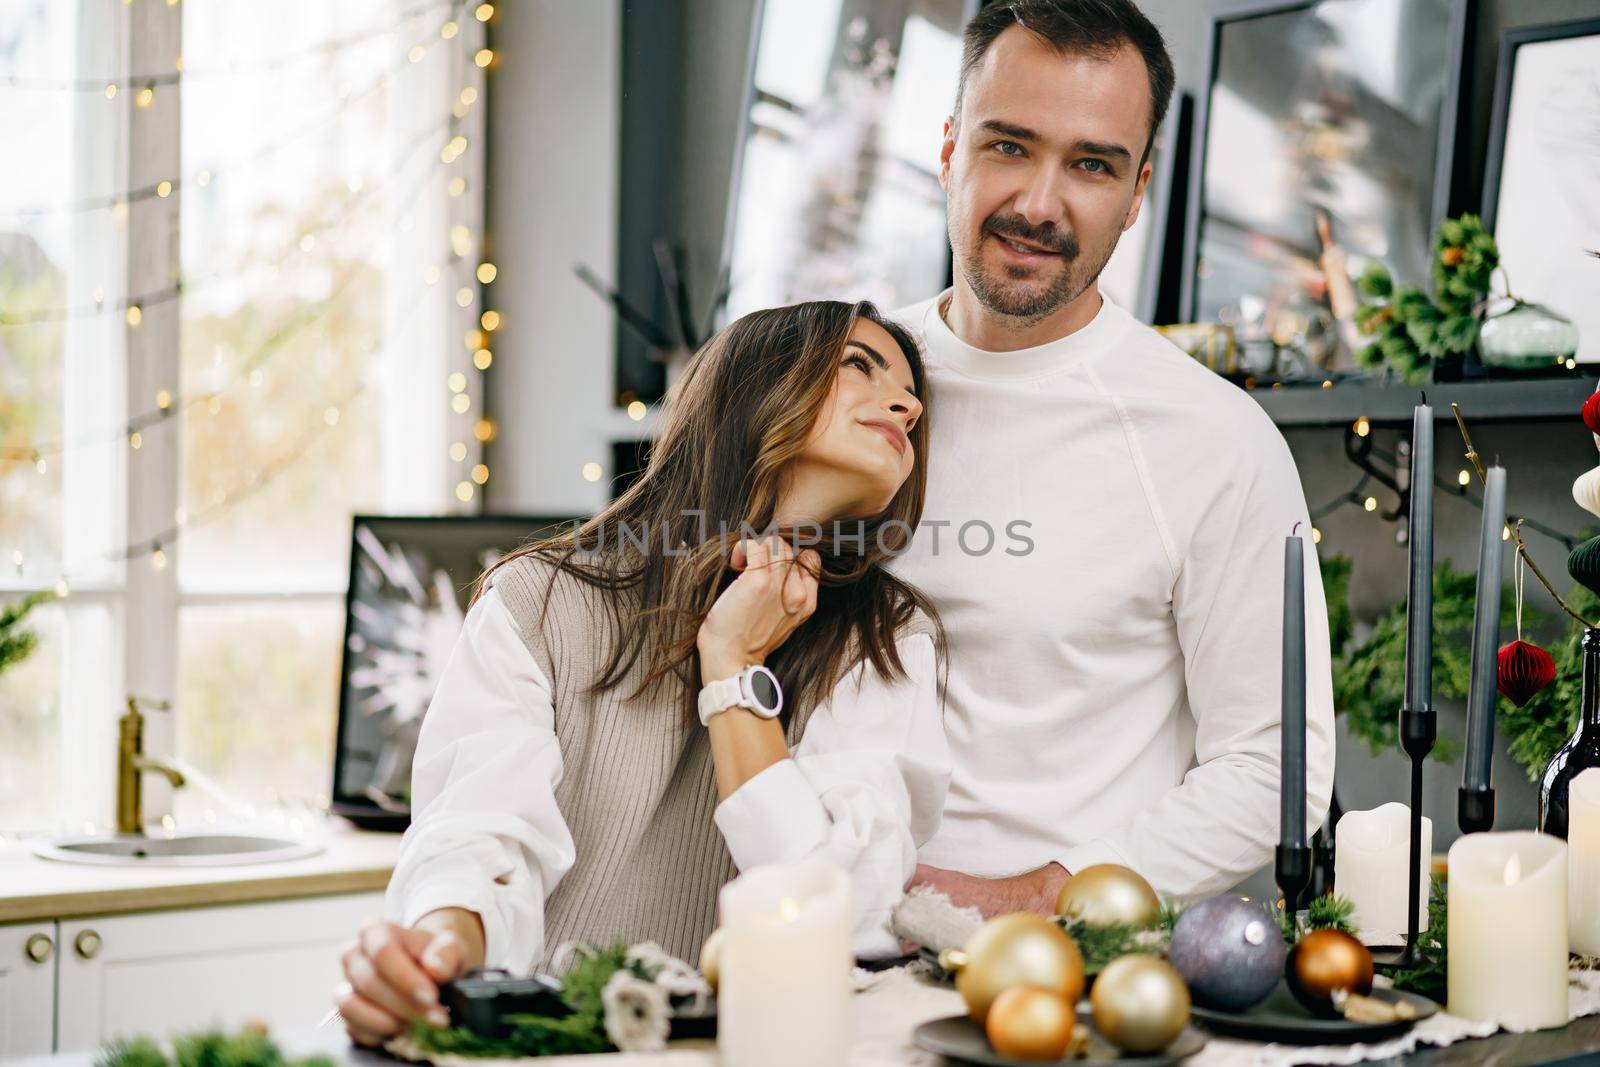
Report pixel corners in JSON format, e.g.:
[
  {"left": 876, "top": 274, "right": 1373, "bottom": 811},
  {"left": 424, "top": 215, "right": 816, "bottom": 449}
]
[
  {"left": 1482, "top": 17, "right": 1600, "bottom": 364},
  {"left": 1180, "top": 0, "right": 1468, "bottom": 379},
  {"left": 329, "top": 514, "right": 582, "bottom": 830},
  {"left": 719, "top": 0, "right": 981, "bottom": 322}
]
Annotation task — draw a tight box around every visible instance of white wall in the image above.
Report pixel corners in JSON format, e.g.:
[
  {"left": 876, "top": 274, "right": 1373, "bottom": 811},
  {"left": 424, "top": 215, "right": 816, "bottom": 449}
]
[{"left": 484, "top": 0, "right": 651, "bottom": 514}]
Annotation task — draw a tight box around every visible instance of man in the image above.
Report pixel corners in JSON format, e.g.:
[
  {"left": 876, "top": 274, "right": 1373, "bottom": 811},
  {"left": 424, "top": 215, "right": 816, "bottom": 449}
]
[{"left": 889, "top": 0, "right": 1335, "bottom": 917}]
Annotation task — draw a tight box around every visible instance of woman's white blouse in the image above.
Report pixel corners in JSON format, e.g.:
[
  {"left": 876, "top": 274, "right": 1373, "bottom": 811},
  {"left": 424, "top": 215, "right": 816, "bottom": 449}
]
[{"left": 383, "top": 585, "right": 951, "bottom": 971}]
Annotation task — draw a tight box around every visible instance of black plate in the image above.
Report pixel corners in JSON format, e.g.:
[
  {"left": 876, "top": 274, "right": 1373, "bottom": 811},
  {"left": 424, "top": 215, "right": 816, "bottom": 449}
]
[
  {"left": 913, "top": 1011, "right": 1206, "bottom": 1066},
  {"left": 1188, "top": 982, "right": 1438, "bottom": 1044}
]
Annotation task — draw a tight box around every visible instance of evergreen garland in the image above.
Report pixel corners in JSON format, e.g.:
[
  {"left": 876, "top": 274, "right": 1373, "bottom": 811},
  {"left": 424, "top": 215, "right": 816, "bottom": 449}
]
[
  {"left": 97, "top": 1027, "right": 335, "bottom": 1067},
  {"left": 1058, "top": 905, "right": 1181, "bottom": 976},
  {"left": 1323, "top": 556, "right": 1591, "bottom": 781},
  {"left": 95, "top": 944, "right": 679, "bottom": 1065},
  {"left": 1354, "top": 214, "right": 1499, "bottom": 382}
]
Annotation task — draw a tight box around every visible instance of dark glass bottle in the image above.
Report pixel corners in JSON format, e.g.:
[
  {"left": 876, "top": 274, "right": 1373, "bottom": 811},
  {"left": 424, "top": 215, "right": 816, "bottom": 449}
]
[{"left": 1540, "top": 627, "right": 1600, "bottom": 838}]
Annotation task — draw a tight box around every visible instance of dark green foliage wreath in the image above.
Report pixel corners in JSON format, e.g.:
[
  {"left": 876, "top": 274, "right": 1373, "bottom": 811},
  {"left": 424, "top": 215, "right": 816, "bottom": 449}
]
[{"left": 1323, "top": 556, "right": 1591, "bottom": 781}]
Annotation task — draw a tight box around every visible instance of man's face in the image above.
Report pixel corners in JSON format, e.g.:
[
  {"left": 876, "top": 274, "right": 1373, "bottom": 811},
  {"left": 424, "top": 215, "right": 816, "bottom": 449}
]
[{"left": 940, "top": 27, "right": 1153, "bottom": 324}]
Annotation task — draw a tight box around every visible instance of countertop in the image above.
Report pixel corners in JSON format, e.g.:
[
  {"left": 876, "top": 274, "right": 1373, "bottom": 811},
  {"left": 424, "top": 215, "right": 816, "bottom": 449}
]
[{"left": 0, "top": 818, "right": 404, "bottom": 923}]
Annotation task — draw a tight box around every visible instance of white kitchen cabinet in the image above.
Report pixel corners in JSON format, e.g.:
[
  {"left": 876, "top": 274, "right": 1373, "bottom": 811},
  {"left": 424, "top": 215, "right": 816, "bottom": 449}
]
[
  {"left": 55, "top": 891, "right": 383, "bottom": 1053},
  {"left": 0, "top": 921, "right": 58, "bottom": 1058}
]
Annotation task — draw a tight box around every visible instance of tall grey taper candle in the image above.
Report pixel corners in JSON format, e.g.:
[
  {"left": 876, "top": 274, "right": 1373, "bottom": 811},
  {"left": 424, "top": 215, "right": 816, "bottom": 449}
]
[
  {"left": 1404, "top": 402, "right": 1434, "bottom": 712},
  {"left": 1281, "top": 532, "right": 1307, "bottom": 849},
  {"left": 1464, "top": 464, "right": 1507, "bottom": 792}
]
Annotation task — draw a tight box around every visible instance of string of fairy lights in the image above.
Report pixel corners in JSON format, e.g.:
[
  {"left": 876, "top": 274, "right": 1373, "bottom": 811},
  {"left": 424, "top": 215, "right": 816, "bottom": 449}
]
[
  {"left": 2, "top": 126, "right": 465, "bottom": 461},
  {"left": 1, "top": 0, "right": 504, "bottom": 590},
  {"left": 0, "top": 0, "right": 468, "bottom": 92},
  {"left": 0, "top": 9, "right": 475, "bottom": 226},
  {"left": 1303, "top": 415, "right": 1580, "bottom": 552},
  {"left": 0, "top": 113, "right": 459, "bottom": 327}
]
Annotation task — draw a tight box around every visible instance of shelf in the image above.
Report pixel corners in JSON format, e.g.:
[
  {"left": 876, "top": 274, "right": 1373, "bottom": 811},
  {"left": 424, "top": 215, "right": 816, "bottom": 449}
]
[{"left": 1245, "top": 375, "right": 1597, "bottom": 428}]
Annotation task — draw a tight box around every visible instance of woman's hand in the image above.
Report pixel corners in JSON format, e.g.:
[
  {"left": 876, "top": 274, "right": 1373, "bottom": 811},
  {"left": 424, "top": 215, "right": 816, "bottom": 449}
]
[
  {"left": 334, "top": 908, "right": 484, "bottom": 1046},
  {"left": 697, "top": 536, "right": 820, "bottom": 676}
]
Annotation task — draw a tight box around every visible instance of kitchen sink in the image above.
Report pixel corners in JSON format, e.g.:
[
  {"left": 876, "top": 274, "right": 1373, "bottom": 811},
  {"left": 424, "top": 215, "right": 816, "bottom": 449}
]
[{"left": 32, "top": 831, "right": 324, "bottom": 866}]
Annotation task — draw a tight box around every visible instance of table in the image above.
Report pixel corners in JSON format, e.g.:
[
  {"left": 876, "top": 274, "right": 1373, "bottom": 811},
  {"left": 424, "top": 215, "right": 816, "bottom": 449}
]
[{"left": 6, "top": 968, "right": 1599, "bottom": 1067}]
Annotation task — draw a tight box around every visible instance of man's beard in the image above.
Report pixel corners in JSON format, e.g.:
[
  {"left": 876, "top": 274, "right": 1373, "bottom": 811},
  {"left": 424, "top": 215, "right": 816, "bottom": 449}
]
[{"left": 959, "top": 212, "right": 1118, "bottom": 324}]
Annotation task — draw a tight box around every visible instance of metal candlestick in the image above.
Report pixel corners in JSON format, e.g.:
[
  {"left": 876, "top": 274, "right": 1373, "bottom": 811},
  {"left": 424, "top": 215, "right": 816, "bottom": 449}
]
[
  {"left": 1276, "top": 842, "right": 1312, "bottom": 917},
  {"left": 1371, "top": 706, "right": 1434, "bottom": 969}
]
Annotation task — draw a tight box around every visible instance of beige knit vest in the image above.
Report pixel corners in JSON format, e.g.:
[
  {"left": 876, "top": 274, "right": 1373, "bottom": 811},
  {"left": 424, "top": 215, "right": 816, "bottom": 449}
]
[{"left": 487, "top": 554, "right": 820, "bottom": 974}]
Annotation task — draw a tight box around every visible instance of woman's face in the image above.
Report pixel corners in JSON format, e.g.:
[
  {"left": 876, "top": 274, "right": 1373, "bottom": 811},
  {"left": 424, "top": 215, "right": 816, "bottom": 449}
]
[{"left": 791, "top": 317, "right": 924, "bottom": 520}]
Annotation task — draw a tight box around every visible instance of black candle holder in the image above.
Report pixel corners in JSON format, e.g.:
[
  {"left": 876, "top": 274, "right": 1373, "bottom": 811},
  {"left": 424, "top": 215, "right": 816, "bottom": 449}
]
[
  {"left": 1372, "top": 704, "right": 1434, "bottom": 970},
  {"left": 1308, "top": 788, "right": 1343, "bottom": 900},
  {"left": 1276, "top": 842, "right": 1311, "bottom": 917},
  {"left": 1458, "top": 785, "right": 1495, "bottom": 835}
]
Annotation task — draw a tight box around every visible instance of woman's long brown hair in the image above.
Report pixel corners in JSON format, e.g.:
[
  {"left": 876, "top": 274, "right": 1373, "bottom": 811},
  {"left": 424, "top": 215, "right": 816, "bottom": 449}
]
[{"left": 471, "top": 298, "right": 946, "bottom": 724}]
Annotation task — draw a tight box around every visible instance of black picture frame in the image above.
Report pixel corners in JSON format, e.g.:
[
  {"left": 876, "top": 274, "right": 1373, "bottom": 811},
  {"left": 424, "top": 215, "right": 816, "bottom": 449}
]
[
  {"left": 1179, "top": 0, "right": 1470, "bottom": 330},
  {"left": 1481, "top": 16, "right": 1600, "bottom": 233},
  {"left": 329, "top": 513, "right": 583, "bottom": 831},
  {"left": 1479, "top": 16, "right": 1600, "bottom": 367}
]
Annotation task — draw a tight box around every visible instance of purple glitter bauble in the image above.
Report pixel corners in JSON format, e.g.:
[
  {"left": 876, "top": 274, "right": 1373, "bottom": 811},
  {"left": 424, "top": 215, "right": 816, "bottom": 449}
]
[{"left": 1167, "top": 896, "right": 1285, "bottom": 1012}]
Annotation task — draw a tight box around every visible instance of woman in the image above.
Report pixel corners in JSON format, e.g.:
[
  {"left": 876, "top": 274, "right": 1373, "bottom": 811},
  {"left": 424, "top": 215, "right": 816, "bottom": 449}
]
[{"left": 334, "top": 300, "right": 948, "bottom": 1046}]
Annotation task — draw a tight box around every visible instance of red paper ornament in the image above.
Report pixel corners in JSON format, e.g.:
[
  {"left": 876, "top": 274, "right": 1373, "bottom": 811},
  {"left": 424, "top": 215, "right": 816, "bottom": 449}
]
[
  {"left": 1498, "top": 640, "right": 1556, "bottom": 707},
  {"left": 1582, "top": 392, "right": 1600, "bottom": 436}
]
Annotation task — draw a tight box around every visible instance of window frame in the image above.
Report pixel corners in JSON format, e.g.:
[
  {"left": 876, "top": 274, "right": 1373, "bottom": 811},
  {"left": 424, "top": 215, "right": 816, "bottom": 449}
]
[{"left": 0, "top": 0, "right": 491, "bottom": 835}]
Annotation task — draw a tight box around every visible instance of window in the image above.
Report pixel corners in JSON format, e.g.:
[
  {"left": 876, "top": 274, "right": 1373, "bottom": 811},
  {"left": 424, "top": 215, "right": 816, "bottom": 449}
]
[{"left": 0, "top": 0, "right": 489, "bottom": 835}]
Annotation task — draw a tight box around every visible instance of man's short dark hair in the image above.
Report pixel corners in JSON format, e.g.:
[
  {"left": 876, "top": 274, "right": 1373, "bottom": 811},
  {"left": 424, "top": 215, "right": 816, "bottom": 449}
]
[{"left": 954, "top": 0, "right": 1175, "bottom": 166}]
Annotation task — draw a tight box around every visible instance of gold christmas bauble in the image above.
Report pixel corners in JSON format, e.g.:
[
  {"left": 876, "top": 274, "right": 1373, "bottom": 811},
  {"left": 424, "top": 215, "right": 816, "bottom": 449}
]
[
  {"left": 1286, "top": 929, "right": 1373, "bottom": 1016},
  {"left": 949, "top": 913, "right": 1085, "bottom": 1025},
  {"left": 1089, "top": 955, "right": 1191, "bottom": 1054},
  {"left": 1054, "top": 864, "right": 1162, "bottom": 927},
  {"left": 699, "top": 928, "right": 726, "bottom": 993},
  {"left": 985, "top": 986, "right": 1077, "bottom": 1061}
]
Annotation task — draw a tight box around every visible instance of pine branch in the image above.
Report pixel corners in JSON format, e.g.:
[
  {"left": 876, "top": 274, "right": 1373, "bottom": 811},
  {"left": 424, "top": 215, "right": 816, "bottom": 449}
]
[{"left": 1380, "top": 876, "right": 1449, "bottom": 1000}]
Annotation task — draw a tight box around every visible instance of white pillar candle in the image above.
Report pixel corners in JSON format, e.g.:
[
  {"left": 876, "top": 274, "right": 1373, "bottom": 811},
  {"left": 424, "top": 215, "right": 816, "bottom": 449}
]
[
  {"left": 1570, "top": 768, "right": 1600, "bottom": 956},
  {"left": 1335, "top": 803, "right": 1430, "bottom": 945},
  {"left": 1447, "top": 831, "right": 1569, "bottom": 1030},
  {"left": 717, "top": 853, "right": 854, "bottom": 1066}
]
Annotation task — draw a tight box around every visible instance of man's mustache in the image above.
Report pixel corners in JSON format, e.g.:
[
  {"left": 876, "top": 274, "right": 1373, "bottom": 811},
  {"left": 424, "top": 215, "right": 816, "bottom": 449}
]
[{"left": 983, "top": 216, "right": 1079, "bottom": 259}]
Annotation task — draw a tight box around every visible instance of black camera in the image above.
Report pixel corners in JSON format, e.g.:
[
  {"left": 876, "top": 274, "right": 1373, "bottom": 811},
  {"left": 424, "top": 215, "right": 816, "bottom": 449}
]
[{"left": 440, "top": 969, "right": 570, "bottom": 1038}]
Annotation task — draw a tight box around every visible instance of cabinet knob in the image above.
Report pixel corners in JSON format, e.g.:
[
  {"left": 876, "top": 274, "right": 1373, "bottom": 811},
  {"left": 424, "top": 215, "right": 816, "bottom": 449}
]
[
  {"left": 24, "top": 933, "right": 53, "bottom": 963},
  {"left": 74, "top": 929, "right": 102, "bottom": 959}
]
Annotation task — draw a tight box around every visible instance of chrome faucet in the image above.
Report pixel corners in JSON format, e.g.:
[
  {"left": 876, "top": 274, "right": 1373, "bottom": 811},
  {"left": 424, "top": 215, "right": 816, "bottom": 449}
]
[{"left": 116, "top": 696, "right": 186, "bottom": 834}]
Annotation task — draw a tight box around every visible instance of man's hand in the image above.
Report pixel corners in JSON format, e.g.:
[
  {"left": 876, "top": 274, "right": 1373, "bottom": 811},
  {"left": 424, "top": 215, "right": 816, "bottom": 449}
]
[{"left": 911, "top": 861, "right": 1072, "bottom": 920}]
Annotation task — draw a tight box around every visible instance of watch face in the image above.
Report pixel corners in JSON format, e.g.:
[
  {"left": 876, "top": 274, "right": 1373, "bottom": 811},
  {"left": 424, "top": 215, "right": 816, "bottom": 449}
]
[{"left": 749, "top": 669, "right": 780, "bottom": 711}]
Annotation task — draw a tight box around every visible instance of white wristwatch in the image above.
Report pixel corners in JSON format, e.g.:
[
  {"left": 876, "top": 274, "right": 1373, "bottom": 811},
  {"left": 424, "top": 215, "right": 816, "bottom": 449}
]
[{"left": 697, "top": 664, "right": 784, "bottom": 726}]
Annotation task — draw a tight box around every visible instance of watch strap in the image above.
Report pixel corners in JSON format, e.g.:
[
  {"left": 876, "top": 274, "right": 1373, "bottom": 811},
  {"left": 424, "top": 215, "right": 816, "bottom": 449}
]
[
  {"left": 697, "top": 674, "right": 747, "bottom": 725},
  {"left": 698, "top": 666, "right": 781, "bottom": 726}
]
